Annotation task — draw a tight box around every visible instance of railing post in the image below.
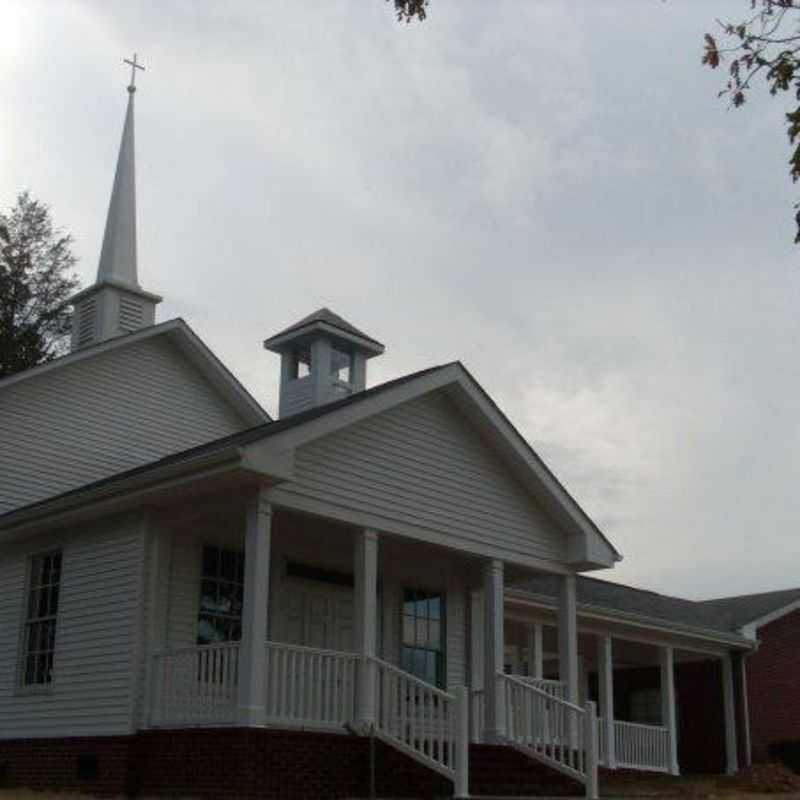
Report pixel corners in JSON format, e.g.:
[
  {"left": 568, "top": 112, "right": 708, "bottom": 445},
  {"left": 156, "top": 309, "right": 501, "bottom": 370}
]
[
  {"left": 454, "top": 685, "right": 470, "bottom": 798},
  {"left": 583, "top": 700, "right": 599, "bottom": 800}
]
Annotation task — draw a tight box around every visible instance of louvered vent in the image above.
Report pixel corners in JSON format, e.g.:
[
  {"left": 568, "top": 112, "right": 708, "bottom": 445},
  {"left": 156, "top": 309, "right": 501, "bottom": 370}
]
[
  {"left": 77, "top": 297, "right": 97, "bottom": 348},
  {"left": 118, "top": 297, "right": 144, "bottom": 333}
]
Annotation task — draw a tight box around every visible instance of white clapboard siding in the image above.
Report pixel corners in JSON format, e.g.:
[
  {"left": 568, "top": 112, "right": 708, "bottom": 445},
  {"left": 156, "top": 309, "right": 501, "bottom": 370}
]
[
  {"left": 281, "top": 392, "right": 566, "bottom": 564},
  {"left": 0, "top": 335, "right": 248, "bottom": 514},
  {"left": 0, "top": 514, "right": 145, "bottom": 738}
]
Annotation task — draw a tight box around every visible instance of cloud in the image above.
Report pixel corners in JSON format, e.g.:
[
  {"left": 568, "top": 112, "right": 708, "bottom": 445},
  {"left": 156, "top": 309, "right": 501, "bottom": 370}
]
[{"left": 3, "top": 0, "right": 800, "bottom": 600}]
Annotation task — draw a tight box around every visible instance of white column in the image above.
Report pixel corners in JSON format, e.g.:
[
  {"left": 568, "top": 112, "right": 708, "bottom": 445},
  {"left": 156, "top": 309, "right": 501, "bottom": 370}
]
[
  {"left": 483, "top": 559, "right": 505, "bottom": 742},
  {"left": 738, "top": 654, "right": 752, "bottom": 768},
  {"left": 238, "top": 488, "right": 272, "bottom": 726},
  {"left": 659, "top": 645, "right": 679, "bottom": 775},
  {"left": 722, "top": 653, "right": 739, "bottom": 775},
  {"left": 527, "top": 623, "right": 543, "bottom": 679},
  {"left": 354, "top": 528, "right": 379, "bottom": 728},
  {"left": 597, "top": 635, "right": 616, "bottom": 769},
  {"left": 557, "top": 574, "right": 579, "bottom": 704},
  {"left": 470, "top": 590, "right": 484, "bottom": 689}
]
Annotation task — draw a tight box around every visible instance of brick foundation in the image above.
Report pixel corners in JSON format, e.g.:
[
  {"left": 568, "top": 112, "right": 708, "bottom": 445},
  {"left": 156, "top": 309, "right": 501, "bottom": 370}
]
[
  {"left": 0, "top": 727, "right": 455, "bottom": 799},
  {"left": 0, "top": 726, "right": 586, "bottom": 799}
]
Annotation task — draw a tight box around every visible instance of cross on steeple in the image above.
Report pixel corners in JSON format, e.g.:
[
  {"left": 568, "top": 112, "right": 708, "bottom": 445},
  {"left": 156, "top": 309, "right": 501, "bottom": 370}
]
[{"left": 124, "top": 53, "right": 145, "bottom": 93}]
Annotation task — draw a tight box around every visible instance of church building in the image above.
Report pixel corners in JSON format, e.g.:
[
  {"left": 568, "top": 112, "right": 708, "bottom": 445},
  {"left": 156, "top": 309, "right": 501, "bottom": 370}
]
[{"left": 0, "top": 64, "right": 758, "bottom": 798}]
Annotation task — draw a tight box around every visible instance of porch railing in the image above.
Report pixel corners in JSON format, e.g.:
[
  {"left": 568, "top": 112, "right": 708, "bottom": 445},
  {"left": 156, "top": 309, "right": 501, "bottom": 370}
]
[
  {"left": 371, "top": 655, "right": 469, "bottom": 796},
  {"left": 513, "top": 675, "right": 568, "bottom": 700},
  {"left": 264, "top": 641, "right": 358, "bottom": 728},
  {"left": 470, "top": 687, "right": 485, "bottom": 743},
  {"left": 612, "top": 719, "right": 671, "bottom": 773},
  {"left": 500, "top": 673, "right": 598, "bottom": 798},
  {"left": 150, "top": 641, "right": 240, "bottom": 726}
]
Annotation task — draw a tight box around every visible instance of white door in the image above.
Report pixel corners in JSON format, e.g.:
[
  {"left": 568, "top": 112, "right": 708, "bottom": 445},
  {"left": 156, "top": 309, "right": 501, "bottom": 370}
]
[{"left": 274, "top": 579, "right": 354, "bottom": 652}]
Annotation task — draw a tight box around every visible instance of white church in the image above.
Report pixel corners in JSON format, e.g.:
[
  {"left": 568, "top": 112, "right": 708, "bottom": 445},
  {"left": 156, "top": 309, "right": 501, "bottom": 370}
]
[{"left": 0, "top": 64, "right": 756, "bottom": 799}]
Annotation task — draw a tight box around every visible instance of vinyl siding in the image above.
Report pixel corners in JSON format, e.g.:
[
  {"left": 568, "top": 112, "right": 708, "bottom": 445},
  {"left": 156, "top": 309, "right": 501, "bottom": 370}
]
[
  {"left": 280, "top": 392, "right": 566, "bottom": 565},
  {"left": 0, "top": 513, "right": 145, "bottom": 738},
  {"left": 0, "top": 335, "right": 248, "bottom": 514}
]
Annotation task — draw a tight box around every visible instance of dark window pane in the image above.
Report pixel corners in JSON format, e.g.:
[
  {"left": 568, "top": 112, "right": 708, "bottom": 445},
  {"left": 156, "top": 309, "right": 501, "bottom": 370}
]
[
  {"left": 202, "top": 546, "right": 219, "bottom": 578},
  {"left": 50, "top": 584, "right": 60, "bottom": 616},
  {"left": 220, "top": 550, "right": 237, "bottom": 581},
  {"left": 38, "top": 587, "right": 49, "bottom": 618},
  {"left": 25, "top": 655, "right": 36, "bottom": 684},
  {"left": 428, "top": 596, "right": 440, "bottom": 620},
  {"left": 200, "top": 580, "right": 218, "bottom": 611},
  {"left": 428, "top": 620, "right": 440, "bottom": 649},
  {"left": 402, "top": 615, "right": 414, "bottom": 645},
  {"left": 416, "top": 617, "right": 426, "bottom": 644}
]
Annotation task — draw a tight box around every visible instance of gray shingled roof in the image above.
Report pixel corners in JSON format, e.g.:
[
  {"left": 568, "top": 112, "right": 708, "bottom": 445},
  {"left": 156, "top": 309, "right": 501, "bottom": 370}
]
[
  {"left": 699, "top": 588, "right": 800, "bottom": 629},
  {"left": 512, "top": 575, "right": 800, "bottom": 635},
  {"left": 264, "top": 307, "right": 384, "bottom": 349}
]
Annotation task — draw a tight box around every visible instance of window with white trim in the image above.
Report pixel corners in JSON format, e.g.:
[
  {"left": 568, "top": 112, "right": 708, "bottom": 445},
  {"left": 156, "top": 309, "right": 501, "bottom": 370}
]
[
  {"left": 198, "top": 545, "right": 244, "bottom": 645},
  {"left": 21, "top": 551, "right": 62, "bottom": 687},
  {"left": 400, "top": 588, "right": 445, "bottom": 687}
]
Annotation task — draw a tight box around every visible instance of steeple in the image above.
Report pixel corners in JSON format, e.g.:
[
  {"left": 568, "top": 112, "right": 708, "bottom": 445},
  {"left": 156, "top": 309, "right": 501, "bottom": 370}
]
[
  {"left": 264, "top": 308, "right": 385, "bottom": 418},
  {"left": 70, "top": 54, "right": 161, "bottom": 351}
]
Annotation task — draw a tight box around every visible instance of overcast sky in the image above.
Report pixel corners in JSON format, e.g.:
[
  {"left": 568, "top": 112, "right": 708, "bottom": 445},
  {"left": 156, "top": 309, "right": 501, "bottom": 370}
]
[{"left": 2, "top": 0, "right": 799, "bottom": 599}]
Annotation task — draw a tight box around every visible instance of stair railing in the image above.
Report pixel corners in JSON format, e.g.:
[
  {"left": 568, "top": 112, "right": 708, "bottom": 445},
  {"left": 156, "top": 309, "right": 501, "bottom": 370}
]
[
  {"left": 499, "top": 672, "right": 598, "bottom": 799},
  {"left": 368, "top": 655, "right": 469, "bottom": 798}
]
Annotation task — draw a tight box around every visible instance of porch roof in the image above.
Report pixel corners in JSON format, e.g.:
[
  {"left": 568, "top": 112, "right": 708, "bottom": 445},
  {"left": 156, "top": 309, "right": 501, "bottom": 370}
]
[
  {"left": 509, "top": 574, "right": 760, "bottom": 642},
  {"left": 698, "top": 587, "right": 800, "bottom": 632}
]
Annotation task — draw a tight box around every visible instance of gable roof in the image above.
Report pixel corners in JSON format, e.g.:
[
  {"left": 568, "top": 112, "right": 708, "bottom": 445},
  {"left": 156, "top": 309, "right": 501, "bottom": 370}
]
[
  {"left": 0, "top": 318, "right": 269, "bottom": 426},
  {"left": 0, "top": 360, "right": 620, "bottom": 569},
  {"left": 699, "top": 588, "right": 800, "bottom": 632}
]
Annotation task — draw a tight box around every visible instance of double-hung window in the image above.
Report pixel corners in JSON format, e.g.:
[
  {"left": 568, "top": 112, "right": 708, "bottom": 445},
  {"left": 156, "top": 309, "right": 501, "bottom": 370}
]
[
  {"left": 400, "top": 588, "right": 445, "bottom": 688},
  {"left": 198, "top": 545, "right": 244, "bottom": 645},
  {"left": 21, "top": 551, "right": 62, "bottom": 687}
]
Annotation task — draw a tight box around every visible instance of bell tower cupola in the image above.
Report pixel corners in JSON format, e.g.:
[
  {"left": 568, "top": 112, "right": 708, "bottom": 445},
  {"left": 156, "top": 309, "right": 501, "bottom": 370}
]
[
  {"left": 264, "top": 308, "right": 385, "bottom": 418},
  {"left": 69, "top": 54, "right": 161, "bottom": 351}
]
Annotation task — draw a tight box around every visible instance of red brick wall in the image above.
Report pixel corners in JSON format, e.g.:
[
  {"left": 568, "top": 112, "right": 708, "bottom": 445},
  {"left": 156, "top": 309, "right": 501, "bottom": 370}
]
[
  {"left": 0, "top": 728, "right": 454, "bottom": 799},
  {"left": 0, "top": 735, "right": 135, "bottom": 795},
  {"left": 747, "top": 609, "right": 800, "bottom": 761}
]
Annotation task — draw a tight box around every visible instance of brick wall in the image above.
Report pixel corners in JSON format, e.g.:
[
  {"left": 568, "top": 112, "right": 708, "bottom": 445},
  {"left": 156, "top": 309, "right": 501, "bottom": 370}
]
[
  {"left": 747, "top": 609, "right": 800, "bottom": 762},
  {"left": 0, "top": 728, "right": 454, "bottom": 799},
  {"left": 0, "top": 735, "right": 135, "bottom": 795}
]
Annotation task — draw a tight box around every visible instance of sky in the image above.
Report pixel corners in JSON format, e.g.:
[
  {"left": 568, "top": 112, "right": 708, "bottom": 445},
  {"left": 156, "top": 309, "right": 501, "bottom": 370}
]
[{"left": 2, "top": 0, "right": 799, "bottom": 600}]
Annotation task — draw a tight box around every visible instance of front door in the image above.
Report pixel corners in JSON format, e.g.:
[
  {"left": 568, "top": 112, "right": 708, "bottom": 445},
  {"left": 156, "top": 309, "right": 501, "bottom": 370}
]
[{"left": 274, "top": 579, "right": 354, "bottom": 652}]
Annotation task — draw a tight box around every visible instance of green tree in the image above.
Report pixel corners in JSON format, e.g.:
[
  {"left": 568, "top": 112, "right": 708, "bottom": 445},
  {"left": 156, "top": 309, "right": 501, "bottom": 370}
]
[
  {"left": 0, "top": 192, "right": 80, "bottom": 378},
  {"left": 703, "top": 1, "right": 800, "bottom": 242},
  {"left": 389, "top": 0, "right": 428, "bottom": 22}
]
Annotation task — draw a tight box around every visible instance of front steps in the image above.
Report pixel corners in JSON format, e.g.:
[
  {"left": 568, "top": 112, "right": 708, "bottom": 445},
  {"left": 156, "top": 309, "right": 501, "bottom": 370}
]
[{"left": 469, "top": 744, "right": 584, "bottom": 798}]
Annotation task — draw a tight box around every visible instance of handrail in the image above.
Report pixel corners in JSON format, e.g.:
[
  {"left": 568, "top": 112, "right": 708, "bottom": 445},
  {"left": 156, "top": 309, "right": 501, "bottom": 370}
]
[
  {"left": 369, "top": 654, "right": 468, "bottom": 794},
  {"left": 613, "top": 718, "right": 671, "bottom": 773},
  {"left": 150, "top": 641, "right": 240, "bottom": 727},
  {"left": 503, "top": 672, "right": 583, "bottom": 714},
  {"left": 369, "top": 655, "right": 454, "bottom": 701},
  {"left": 499, "top": 673, "right": 598, "bottom": 799},
  {"left": 265, "top": 641, "right": 358, "bottom": 728}
]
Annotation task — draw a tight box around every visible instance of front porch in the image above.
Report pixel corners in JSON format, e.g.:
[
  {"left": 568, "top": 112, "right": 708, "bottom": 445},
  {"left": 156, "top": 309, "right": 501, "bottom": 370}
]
[{"left": 139, "top": 485, "right": 615, "bottom": 797}]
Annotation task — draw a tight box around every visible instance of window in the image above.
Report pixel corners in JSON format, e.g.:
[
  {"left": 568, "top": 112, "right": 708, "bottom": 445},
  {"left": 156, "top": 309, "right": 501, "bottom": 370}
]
[
  {"left": 21, "top": 551, "right": 62, "bottom": 687},
  {"left": 400, "top": 589, "right": 445, "bottom": 687},
  {"left": 629, "top": 688, "right": 662, "bottom": 726},
  {"left": 289, "top": 349, "right": 311, "bottom": 380},
  {"left": 330, "top": 348, "right": 353, "bottom": 384},
  {"left": 198, "top": 546, "right": 244, "bottom": 645}
]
